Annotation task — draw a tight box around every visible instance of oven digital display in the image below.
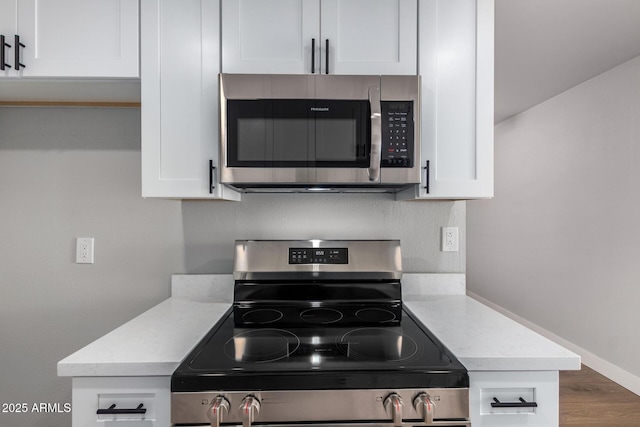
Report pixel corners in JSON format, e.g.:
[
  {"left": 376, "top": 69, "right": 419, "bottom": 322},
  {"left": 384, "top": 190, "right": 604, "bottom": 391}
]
[{"left": 289, "top": 248, "right": 348, "bottom": 264}]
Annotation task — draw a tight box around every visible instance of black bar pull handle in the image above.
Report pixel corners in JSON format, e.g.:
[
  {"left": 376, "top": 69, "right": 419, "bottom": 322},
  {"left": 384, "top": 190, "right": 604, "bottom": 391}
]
[
  {"left": 325, "top": 39, "right": 330, "bottom": 74},
  {"left": 1, "top": 35, "right": 11, "bottom": 70},
  {"left": 96, "top": 403, "right": 147, "bottom": 415},
  {"left": 491, "top": 397, "right": 538, "bottom": 408},
  {"left": 311, "top": 38, "right": 315, "bottom": 74},
  {"left": 14, "top": 34, "right": 26, "bottom": 70},
  {"left": 209, "top": 160, "right": 216, "bottom": 194},
  {"left": 423, "top": 160, "right": 430, "bottom": 194}
]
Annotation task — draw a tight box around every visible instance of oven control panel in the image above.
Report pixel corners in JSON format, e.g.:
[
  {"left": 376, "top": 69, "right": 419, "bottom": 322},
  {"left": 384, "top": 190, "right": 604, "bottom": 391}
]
[
  {"left": 289, "top": 248, "right": 348, "bottom": 264},
  {"left": 381, "top": 101, "right": 414, "bottom": 168}
]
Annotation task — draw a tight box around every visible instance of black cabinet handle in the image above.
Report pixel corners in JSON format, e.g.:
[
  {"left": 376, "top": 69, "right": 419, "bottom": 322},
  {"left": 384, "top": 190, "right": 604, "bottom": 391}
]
[
  {"left": 423, "top": 160, "right": 430, "bottom": 194},
  {"left": 325, "top": 39, "right": 330, "bottom": 74},
  {"left": 311, "top": 38, "right": 316, "bottom": 74},
  {"left": 14, "top": 35, "right": 25, "bottom": 70},
  {"left": 1, "top": 35, "right": 11, "bottom": 70},
  {"left": 209, "top": 160, "right": 216, "bottom": 194},
  {"left": 491, "top": 397, "right": 538, "bottom": 408},
  {"left": 96, "top": 403, "right": 146, "bottom": 415}
]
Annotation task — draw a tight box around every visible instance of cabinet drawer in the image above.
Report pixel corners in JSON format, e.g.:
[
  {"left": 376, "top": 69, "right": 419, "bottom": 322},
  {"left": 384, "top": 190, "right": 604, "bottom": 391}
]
[
  {"left": 72, "top": 377, "right": 170, "bottom": 427},
  {"left": 470, "top": 371, "right": 559, "bottom": 427}
]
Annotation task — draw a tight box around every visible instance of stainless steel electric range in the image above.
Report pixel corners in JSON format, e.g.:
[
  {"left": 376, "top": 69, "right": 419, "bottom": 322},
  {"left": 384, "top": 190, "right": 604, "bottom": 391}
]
[{"left": 171, "top": 240, "right": 470, "bottom": 427}]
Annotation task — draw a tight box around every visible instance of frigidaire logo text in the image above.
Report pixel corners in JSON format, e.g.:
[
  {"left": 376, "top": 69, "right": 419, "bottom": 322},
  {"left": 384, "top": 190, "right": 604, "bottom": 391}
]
[{"left": 310, "top": 107, "right": 330, "bottom": 112}]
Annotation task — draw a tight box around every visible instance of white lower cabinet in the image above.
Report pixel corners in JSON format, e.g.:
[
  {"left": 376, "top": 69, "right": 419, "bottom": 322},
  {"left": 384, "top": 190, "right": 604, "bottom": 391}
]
[
  {"left": 470, "top": 371, "right": 559, "bottom": 427},
  {"left": 72, "top": 377, "right": 170, "bottom": 427}
]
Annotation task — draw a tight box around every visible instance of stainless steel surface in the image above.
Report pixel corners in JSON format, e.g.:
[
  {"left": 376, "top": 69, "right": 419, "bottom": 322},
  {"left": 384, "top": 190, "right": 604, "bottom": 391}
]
[
  {"left": 233, "top": 240, "right": 402, "bottom": 281},
  {"left": 368, "top": 86, "right": 382, "bottom": 182},
  {"left": 383, "top": 393, "right": 404, "bottom": 427},
  {"left": 414, "top": 393, "right": 436, "bottom": 424},
  {"left": 172, "top": 388, "right": 469, "bottom": 425},
  {"left": 240, "top": 396, "right": 260, "bottom": 427},
  {"left": 218, "top": 74, "right": 420, "bottom": 191},
  {"left": 207, "top": 396, "right": 229, "bottom": 427}
]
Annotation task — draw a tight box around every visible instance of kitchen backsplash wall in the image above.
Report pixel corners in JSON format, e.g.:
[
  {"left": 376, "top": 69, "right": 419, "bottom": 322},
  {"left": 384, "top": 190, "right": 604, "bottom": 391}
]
[
  {"left": 182, "top": 194, "right": 465, "bottom": 274},
  {"left": 0, "top": 106, "right": 464, "bottom": 427}
]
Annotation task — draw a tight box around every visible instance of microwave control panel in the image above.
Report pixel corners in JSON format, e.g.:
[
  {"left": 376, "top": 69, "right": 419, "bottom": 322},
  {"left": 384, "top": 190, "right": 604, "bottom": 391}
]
[{"left": 381, "top": 101, "right": 414, "bottom": 168}]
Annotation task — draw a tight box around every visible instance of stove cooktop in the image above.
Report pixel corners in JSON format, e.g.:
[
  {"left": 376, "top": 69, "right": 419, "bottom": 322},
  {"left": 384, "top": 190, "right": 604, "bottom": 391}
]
[{"left": 172, "top": 307, "right": 468, "bottom": 392}]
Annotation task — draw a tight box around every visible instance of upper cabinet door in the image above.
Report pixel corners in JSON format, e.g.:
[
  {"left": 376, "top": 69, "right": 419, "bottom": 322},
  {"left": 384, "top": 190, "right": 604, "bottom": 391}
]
[
  {"left": 320, "top": 0, "right": 417, "bottom": 75},
  {"left": 141, "top": 0, "right": 240, "bottom": 200},
  {"left": 15, "top": 0, "right": 139, "bottom": 78},
  {"left": 398, "top": 0, "right": 494, "bottom": 200},
  {"left": 0, "top": 0, "right": 18, "bottom": 77},
  {"left": 221, "top": 0, "right": 417, "bottom": 75},
  {"left": 222, "top": 0, "right": 320, "bottom": 74}
]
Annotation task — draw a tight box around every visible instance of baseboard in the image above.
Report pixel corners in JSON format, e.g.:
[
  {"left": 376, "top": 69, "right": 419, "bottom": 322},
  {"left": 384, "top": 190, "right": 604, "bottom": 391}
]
[{"left": 467, "top": 291, "right": 640, "bottom": 397}]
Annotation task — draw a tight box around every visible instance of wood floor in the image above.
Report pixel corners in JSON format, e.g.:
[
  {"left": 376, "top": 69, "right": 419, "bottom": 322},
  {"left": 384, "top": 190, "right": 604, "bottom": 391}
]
[{"left": 560, "top": 365, "right": 640, "bottom": 426}]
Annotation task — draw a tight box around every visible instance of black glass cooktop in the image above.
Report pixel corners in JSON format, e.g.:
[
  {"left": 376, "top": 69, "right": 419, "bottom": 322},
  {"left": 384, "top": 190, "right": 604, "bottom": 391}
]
[{"left": 172, "top": 307, "right": 468, "bottom": 392}]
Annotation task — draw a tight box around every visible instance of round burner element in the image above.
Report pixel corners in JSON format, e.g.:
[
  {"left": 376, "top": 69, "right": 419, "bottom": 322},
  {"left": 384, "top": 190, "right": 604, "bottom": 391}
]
[
  {"left": 355, "top": 308, "right": 397, "bottom": 323},
  {"left": 241, "top": 309, "right": 284, "bottom": 325},
  {"left": 224, "top": 329, "right": 300, "bottom": 363},
  {"left": 338, "top": 328, "right": 419, "bottom": 362},
  {"left": 300, "top": 308, "right": 343, "bottom": 324}
]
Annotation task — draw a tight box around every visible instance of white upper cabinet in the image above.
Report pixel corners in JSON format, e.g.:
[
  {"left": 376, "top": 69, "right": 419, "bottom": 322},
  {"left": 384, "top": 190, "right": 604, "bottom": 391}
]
[
  {"left": 221, "top": 0, "right": 417, "bottom": 75},
  {"left": 141, "top": 0, "right": 239, "bottom": 200},
  {"left": 320, "top": 0, "right": 417, "bottom": 75},
  {"left": 397, "top": 0, "right": 494, "bottom": 200},
  {"left": 0, "top": 0, "right": 139, "bottom": 78}
]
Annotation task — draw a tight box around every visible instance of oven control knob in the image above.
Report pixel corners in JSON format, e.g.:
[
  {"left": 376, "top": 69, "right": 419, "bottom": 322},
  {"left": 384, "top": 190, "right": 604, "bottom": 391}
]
[
  {"left": 413, "top": 392, "right": 436, "bottom": 424},
  {"left": 239, "top": 396, "right": 261, "bottom": 427},
  {"left": 383, "top": 393, "right": 404, "bottom": 426},
  {"left": 207, "top": 396, "right": 230, "bottom": 427}
]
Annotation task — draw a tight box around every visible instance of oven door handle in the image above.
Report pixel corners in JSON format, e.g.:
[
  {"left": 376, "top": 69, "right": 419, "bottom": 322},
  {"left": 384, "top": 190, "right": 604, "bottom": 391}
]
[{"left": 368, "top": 86, "right": 382, "bottom": 182}]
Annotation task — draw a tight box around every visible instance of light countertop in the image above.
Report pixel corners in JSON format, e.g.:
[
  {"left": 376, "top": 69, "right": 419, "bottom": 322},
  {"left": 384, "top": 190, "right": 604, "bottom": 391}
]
[
  {"left": 58, "top": 274, "right": 580, "bottom": 377},
  {"left": 405, "top": 296, "right": 580, "bottom": 371},
  {"left": 57, "top": 299, "right": 230, "bottom": 377}
]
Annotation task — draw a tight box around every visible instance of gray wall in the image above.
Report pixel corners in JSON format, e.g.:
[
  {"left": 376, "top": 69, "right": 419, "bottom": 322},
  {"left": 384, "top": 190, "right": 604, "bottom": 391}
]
[
  {"left": 182, "top": 195, "right": 465, "bottom": 274},
  {"left": 0, "top": 106, "right": 464, "bottom": 427},
  {"left": 468, "top": 55, "right": 640, "bottom": 381}
]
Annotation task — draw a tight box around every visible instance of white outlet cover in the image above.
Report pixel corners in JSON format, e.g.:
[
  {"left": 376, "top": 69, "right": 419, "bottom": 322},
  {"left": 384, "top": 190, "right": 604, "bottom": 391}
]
[
  {"left": 76, "top": 237, "right": 95, "bottom": 264},
  {"left": 442, "top": 227, "right": 459, "bottom": 252}
]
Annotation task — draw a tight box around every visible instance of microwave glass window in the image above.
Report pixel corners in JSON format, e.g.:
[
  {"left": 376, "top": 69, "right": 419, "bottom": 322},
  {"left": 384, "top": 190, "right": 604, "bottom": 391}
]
[
  {"left": 315, "top": 118, "right": 357, "bottom": 161},
  {"left": 237, "top": 118, "right": 269, "bottom": 162},
  {"left": 227, "top": 99, "right": 369, "bottom": 167},
  {"left": 273, "top": 119, "right": 313, "bottom": 162},
  {"left": 237, "top": 118, "right": 312, "bottom": 162}
]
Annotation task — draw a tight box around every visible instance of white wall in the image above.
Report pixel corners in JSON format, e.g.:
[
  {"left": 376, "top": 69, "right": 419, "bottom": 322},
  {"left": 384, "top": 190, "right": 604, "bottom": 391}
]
[
  {"left": 468, "top": 55, "right": 640, "bottom": 389},
  {"left": 0, "top": 106, "right": 465, "bottom": 427}
]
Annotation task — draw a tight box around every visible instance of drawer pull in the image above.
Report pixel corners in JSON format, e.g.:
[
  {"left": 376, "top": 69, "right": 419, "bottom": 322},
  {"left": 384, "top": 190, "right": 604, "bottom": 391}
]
[
  {"left": 97, "top": 403, "right": 147, "bottom": 415},
  {"left": 491, "top": 397, "right": 538, "bottom": 408}
]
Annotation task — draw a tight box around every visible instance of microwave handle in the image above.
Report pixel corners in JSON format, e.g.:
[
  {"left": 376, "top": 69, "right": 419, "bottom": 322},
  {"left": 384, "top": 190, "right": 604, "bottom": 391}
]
[{"left": 368, "top": 86, "right": 382, "bottom": 182}]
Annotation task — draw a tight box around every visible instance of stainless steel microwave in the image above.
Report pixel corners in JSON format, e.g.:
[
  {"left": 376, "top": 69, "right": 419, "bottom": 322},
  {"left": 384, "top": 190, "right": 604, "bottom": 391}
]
[{"left": 219, "top": 74, "right": 421, "bottom": 192}]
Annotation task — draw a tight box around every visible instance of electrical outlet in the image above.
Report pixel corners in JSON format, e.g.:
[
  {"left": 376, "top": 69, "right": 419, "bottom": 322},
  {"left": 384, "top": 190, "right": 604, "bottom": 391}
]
[
  {"left": 441, "top": 227, "right": 459, "bottom": 252},
  {"left": 76, "top": 238, "right": 95, "bottom": 264}
]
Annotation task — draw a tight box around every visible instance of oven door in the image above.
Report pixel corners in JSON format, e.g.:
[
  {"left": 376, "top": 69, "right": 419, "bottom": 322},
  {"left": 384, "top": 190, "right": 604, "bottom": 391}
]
[{"left": 220, "top": 74, "right": 382, "bottom": 187}]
